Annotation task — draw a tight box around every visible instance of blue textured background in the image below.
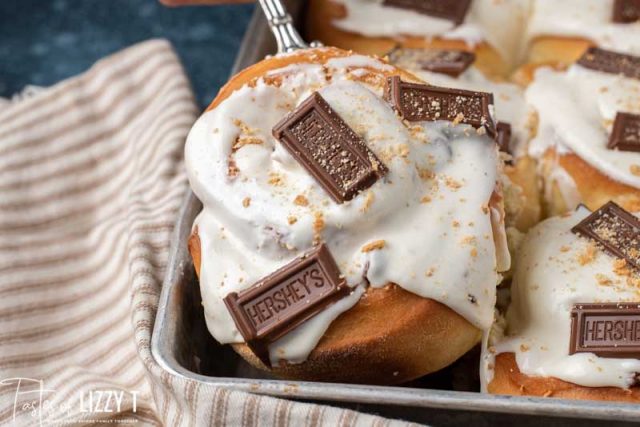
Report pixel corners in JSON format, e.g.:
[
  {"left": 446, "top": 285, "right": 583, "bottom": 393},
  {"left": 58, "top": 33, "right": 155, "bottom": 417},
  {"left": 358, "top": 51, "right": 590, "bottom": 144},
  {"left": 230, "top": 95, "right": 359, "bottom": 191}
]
[{"left": 0, "top": 0, "right": 255, "bottom": 108}]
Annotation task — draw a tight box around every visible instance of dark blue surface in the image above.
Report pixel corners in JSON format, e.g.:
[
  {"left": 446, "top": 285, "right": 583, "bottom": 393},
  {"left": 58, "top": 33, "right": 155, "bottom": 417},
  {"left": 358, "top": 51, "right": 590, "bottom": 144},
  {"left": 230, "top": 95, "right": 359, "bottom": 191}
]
[{"left": 0, "top": 0, "right": 255, "bottom": 108}]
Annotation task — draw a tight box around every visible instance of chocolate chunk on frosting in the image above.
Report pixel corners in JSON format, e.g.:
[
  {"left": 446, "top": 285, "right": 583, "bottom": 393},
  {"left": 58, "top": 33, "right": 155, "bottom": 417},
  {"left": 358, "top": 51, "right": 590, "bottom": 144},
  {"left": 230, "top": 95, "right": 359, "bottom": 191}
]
[
  {"left": 224, "top": 244, "right": 350, "bottom": 367},
  {"left": 273, "top": 92, "right": 387, "bottom": 204},
  {"left": 388, "top": 48, "right": 476, "bottom": 77},
  {"left": 382, "top": 0, "right": 471, "bottom": 25},
  {"left": 608, "top": 112, "right": 640, "bottom": 152},
  {"left": 571, "top": 201, "right": 640, "bottom": 272},
  {"left": 613, "top": 0, "right": 640, "bottom": 23},
  {"left": 577, "top": 47, "right": 640, "bottom": 80},
  {"left": 385, "top": 76, "right": 496, "bottom": 136},
  {"left": 570, "top": 303, "right": 640, "bottom": 359}
]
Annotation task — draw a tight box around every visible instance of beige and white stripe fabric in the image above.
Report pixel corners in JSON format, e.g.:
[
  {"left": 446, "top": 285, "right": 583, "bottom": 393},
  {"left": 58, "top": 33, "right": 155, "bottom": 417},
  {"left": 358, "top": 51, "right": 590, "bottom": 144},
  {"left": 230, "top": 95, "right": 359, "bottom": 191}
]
[{"left": 0, "top": 39, "right": 418, "bottom": 426}]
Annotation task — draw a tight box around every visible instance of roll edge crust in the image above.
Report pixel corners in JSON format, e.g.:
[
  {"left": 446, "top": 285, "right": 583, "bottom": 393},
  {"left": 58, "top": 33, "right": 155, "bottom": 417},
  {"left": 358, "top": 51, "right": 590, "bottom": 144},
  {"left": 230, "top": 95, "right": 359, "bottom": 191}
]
[
  {"left": 189, "top": 228, "right": 482, "bottom": 384},
  {"left": 541, "top": 148, "right": 640, "bottom": 216},
  {"left": 489, "top": 353, "right": 640, "bottom": 402}
]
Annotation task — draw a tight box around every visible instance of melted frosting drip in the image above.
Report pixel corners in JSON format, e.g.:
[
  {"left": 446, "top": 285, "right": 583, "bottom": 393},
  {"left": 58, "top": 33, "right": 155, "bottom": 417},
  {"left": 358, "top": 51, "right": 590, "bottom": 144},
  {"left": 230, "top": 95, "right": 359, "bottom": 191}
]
[
  {"left": 185, "top": 51, "right": 505, "bottom": 365},
  {"left": 331, "top": 0, "right": 529, "bottom": 66},
  {"left": 527, "top": 0, "right": 640, "bottom": 55},
  {"left": 483, "top": 208, "right": 640, "bottom": 389},
  {"left": 527, "top": 64, "right": 640, "bottom": 189}
]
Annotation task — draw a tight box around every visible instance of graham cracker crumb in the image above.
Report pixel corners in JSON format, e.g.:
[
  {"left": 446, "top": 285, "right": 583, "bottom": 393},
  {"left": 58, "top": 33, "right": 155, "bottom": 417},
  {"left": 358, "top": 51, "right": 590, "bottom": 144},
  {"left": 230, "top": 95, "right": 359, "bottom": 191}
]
[
  {"left": 228, "top": 157, "right": 239, "bottom": 178},
  {"left": 630, "top": 165, "right": 640, "bottom": 176},
  {"left": 560, "top": 245, "right": 570, "bottom": 252},
  {"left": 242, "top": 197, "right": 251, "bottom": 208},
  {"left": 578, "top": 242, "right": 597, "bottom": 265},
  {"left": 313, "top": 212, "right": 325, "bottom": 244},
  {"left": 268, "top": 173, "right": 284, "bottom": 186},
  {"left": 596, "top": 273, "right": 612, "bottom": 286},
  {"left": 445, "top": 176, "right": 463, "bottom": 191},
  {"left": 287, "top": 216, "right": 297, "bottom": 225},
  {"left": 452, "top": 112, "right": 464, "bottom": 125},
  {"left": 416, "top": 167, "right": 435, "bottom": 180},
  {"left": 520, "top": 344, "right": 530, "bottom": 352},
  {"left": 420, "top": 196, "right": 432, "bottom": 204},
  {"left": 362, "top": 240, "right": 386, "bottom": 253},
  {"left": 360, "top": 191, "right": 375, "bottom": 213},
  {"left": 294, "top": 195, "right": 309, "bottom": 206}
]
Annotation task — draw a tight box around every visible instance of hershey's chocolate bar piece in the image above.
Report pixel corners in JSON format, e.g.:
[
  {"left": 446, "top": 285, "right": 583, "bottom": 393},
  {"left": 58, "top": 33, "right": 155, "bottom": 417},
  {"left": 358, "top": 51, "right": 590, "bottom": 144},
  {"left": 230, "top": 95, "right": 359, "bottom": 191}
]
[
  {"left": 495, "top": 121, "right": 512, "bottom": 154},
  {"left": 388, "top": 48, "right": 476, "bottom": 77},
  {"left": 223, "top": 244, "right": 350, "bottom": 367},
  {"left": 273, "top": 92, "right": 387, "bottom": 204},
  {"left": 382, "top": 0, "right": 471, "bottom": 25},
  {"left": 608, "top": 112, "right": 640, "bottom": 152},
  {"left": 385, "top": 76, "right": 496, "bottom": 136},
  {"left": 571, "top": 201, "right": 640, "bottom": 271},
  {"left": 613, "top": 0, "right": 640, "bottom": 23},
  {"left": 577, "top": 47, "right": 640, "bottom": 80},
  {"left": 570, "top": 303, "right": 640, "bottom": 358}
]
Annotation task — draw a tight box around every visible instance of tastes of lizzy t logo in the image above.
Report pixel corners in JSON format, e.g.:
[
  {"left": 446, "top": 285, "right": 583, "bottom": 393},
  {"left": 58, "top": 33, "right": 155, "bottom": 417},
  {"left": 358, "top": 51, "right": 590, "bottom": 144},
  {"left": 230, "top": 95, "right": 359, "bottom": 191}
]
[{"left": 0, "top": 377, "right": 139, "bottom": 425}]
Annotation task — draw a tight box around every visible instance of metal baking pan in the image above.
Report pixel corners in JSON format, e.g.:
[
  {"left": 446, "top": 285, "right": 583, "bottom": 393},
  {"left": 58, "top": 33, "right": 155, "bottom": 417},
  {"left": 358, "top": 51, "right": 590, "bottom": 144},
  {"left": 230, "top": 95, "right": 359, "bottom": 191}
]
[{"left": 151, "top": 2, "right": 640, "bottom": 425}]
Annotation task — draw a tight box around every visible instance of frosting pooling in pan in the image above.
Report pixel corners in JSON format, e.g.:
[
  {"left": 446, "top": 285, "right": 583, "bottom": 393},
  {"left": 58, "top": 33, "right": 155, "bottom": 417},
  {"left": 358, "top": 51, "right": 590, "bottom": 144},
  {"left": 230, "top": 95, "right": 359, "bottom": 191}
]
[
  {"left": 185, "top": 51, "right": 507, "bottom": 365},
  {"left": 526, "top": 0, "right": 640, "bottom": 55},
  {"left": 330, "top": 0, "right": 529, "bottom": 66},
  {"left": 527, "top": 64, "right": 640, "bottom": 189},
  {"left": 483, "top": 208, "right": 640, "bottom": 388}
]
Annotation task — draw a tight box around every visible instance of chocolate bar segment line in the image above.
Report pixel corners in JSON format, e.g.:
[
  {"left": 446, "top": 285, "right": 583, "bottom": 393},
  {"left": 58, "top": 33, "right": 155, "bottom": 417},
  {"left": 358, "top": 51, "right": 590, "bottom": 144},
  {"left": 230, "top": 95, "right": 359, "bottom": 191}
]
[
  {"left": 612, "top": 0, "right": 640, "bottom": 23},
  {"left": 273, "top": 92, "right": 387, "bottom": 204},
  {"left": 382, "top": 0, "right": 472, "bottom": 25},
  {"left": 223, "top": 244, "right": 350, "bottom": 367},
  {"left": 570, "top": 303, "right": 640, "bottom": 358},
  {"left": 571, "top": 201, "right": 640, "bottom": 272},
  {"left": 577, "top": 47, "right": 640, "bottom": 80},
  {"left": 608, "top": 112, "right": 640, "bottom": 152},
  {"left": 385, "top": 76, "right": 496, "bottom": 136}
]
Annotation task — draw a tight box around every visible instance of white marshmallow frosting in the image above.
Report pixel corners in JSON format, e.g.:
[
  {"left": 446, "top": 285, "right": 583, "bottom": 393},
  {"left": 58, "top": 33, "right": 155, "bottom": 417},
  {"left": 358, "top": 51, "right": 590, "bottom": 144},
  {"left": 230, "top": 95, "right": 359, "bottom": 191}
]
[
  {"left": 185, "top": 51, "right": 508, "bottom": 365},
  {"left": 526, "top": 64, "right": 640, "bottom": 190},
  {"left": 330, "top": 0, "right": 530, "bottom": 66},
  {"left": 331, "top": 1, "right": 640, "bottom": 68},
  {"left": 483, "top": 208, "right": 640, "bottom": 389}
]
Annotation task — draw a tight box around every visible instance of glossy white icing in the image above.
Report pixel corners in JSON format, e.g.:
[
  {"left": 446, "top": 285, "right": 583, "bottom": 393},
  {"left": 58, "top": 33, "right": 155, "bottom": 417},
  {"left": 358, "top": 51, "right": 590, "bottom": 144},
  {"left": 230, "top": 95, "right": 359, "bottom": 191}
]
[
  {"left": 483, "top": 208, "right": 640, "bottom": 389},
  {"left": 330, "top": 0, "right": 530, "bottom": 66},
  {"left": 527, "top": 0, "right": 640, "bottom": 55},
  {"left": 185, "top": 50, "right": 507, "bottom": 365},
  {"left": 527, "top": 64, "right": 640, "bottom": 189}
]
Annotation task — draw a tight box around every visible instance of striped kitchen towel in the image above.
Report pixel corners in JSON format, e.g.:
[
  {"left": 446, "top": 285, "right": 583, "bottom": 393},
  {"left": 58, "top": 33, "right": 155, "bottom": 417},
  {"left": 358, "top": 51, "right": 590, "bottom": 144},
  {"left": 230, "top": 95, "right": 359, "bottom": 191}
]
[{"left": 0, "top": 39, "right": 419, "bottom": 426}]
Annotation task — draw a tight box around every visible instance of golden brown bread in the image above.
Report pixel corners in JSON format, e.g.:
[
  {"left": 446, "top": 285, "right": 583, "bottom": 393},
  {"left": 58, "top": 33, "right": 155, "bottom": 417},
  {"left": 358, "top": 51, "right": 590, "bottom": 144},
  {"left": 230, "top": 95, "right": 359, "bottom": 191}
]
[
  {"left": 189, "top": 46, "right": 507, "bottom": 384},
  {"left": 513, "top": 36, "right": 594, "bottom": 86},
  {"left": 306, "top": 0, "right": 510, "bottom": 78},
  {"left": 504, "top": 156, "right": 542, "bottom": 232},
  {"left": 489, "top": 353, "right": 640, "bottom": 402},
  {"left": 540, "top": 148, "right": 640, "bottom": 216}
]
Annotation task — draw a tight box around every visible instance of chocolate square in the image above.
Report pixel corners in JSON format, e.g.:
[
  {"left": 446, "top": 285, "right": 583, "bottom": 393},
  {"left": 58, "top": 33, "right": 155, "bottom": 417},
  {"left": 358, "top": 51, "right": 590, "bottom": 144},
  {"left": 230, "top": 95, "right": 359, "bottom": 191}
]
[
  {"left": 224, "top": 244, "right": 350, "bottom": 367},
  {"left": 608, "top": 112, "right": 640, "bottom": 152},
  {"left": 273, "top": 92, "right": 387, "bottom": 204},
  {"left": 570, "top": 303, "right": 640, "bottom": 358}
]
